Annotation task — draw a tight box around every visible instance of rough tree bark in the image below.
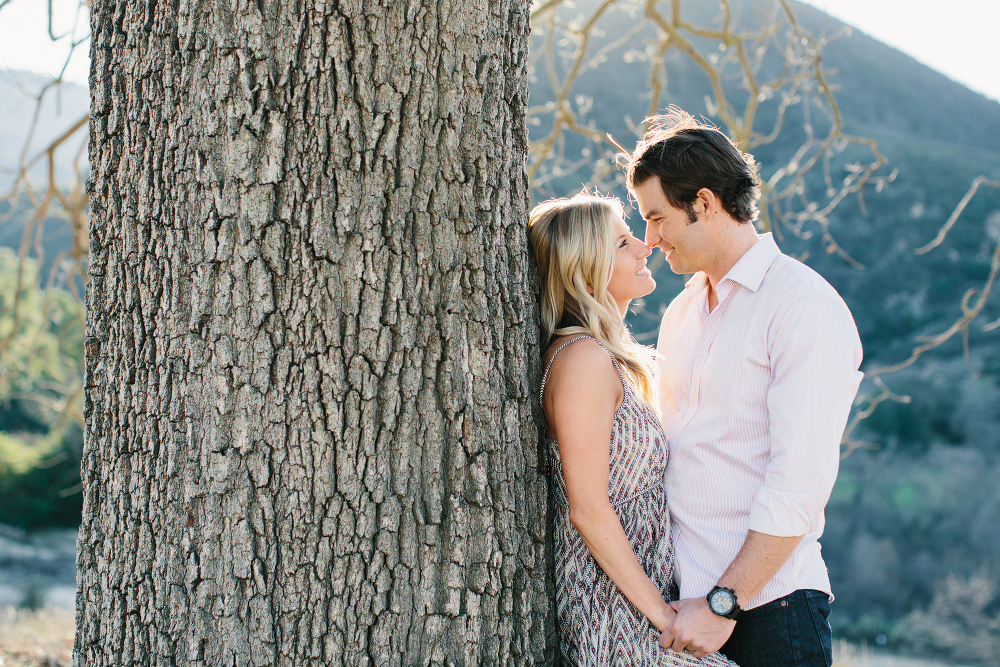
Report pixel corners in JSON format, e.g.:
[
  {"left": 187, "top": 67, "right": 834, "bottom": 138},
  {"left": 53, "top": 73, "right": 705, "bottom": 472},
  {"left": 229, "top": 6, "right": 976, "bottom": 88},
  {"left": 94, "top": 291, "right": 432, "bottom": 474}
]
[{"left": 78, "top": 1, "right": 553, "bottom": 665}]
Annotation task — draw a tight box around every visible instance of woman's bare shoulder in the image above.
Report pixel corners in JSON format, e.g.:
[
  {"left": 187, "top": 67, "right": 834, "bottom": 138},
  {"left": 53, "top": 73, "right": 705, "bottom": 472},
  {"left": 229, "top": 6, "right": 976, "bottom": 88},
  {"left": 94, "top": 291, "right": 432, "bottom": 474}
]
[{"left": 543, "top": 336, "right": 621, "bottom": 396}]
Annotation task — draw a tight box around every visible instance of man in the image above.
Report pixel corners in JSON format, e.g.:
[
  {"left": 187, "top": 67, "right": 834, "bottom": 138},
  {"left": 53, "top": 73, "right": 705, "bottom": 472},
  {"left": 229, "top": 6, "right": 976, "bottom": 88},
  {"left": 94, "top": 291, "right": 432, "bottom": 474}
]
[{"left": 625, "top": 108, "right": 863, "bottom": 667}]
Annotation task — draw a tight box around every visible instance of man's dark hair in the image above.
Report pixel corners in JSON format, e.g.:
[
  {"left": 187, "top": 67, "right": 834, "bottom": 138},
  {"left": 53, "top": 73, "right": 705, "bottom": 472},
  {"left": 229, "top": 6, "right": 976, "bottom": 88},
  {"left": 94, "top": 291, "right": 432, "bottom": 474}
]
[{"left": 624, "top": 107, "right": 762, "bottom": 224}]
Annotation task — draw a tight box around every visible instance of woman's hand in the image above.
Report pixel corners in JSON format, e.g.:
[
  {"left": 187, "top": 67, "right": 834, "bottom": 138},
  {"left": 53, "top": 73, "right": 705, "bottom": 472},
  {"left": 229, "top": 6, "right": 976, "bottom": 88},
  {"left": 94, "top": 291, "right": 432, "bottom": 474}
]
[
  {"left": 659, "top": 597, "right": 735, "bottom": 657},
  {"left": 651, "top": 598, "right": 678, "bottom": 633}
]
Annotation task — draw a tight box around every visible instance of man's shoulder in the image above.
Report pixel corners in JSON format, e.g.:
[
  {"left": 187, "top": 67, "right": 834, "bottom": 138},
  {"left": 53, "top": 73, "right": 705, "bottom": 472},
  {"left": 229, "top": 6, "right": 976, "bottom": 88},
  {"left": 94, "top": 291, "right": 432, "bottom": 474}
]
[
  {"left": 764, "top": 254, "right": 862, "bottom": 350},
  {"left": 764, "top": 252, "right": 848, "bottom": 305}
]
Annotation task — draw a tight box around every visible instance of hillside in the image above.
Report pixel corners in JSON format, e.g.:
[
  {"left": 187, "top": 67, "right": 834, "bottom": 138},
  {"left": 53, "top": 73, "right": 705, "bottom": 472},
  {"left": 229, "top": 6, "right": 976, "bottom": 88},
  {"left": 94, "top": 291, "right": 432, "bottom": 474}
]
[
  {"left": 0, "top": 70, "right": 89, "bottom": 192},
  {"left": 782, "top": 2, "right": 1000, "bottom": 365}
]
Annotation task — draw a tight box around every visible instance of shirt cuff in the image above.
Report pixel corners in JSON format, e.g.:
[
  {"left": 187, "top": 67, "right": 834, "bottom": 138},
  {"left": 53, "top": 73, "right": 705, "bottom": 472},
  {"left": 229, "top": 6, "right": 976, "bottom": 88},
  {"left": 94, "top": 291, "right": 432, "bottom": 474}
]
[{"left": 748, "top": 486, "right": 821, "bottom": 537}]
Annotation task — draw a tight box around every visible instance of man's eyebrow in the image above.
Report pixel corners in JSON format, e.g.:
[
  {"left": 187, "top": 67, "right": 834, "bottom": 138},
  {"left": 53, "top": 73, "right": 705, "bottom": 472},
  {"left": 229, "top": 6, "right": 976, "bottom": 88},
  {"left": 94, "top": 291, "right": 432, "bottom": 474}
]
[{"left": 641, "top": 208, "right": 662, "bottom": 220}]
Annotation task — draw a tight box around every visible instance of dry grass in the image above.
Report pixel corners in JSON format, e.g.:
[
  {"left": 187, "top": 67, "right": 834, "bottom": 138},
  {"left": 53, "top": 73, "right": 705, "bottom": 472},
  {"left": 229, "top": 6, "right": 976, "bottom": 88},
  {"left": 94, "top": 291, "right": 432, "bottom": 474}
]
[
  {"left": 0, "top": 606, "right": 73, "bottom": 667},
  {"left": 835, "top": 639, "right": 873, "bottom": 667},
  {"left": 0, "top": 608, "right": 974, "bottom": 667}
]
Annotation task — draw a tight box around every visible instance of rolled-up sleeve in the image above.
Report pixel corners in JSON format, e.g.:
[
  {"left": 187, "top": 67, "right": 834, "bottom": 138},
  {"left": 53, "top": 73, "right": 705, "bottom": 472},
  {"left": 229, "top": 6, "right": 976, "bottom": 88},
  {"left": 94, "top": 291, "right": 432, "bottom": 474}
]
[{"left": 748, "top": 292, "right": 864, "bottom": 537}]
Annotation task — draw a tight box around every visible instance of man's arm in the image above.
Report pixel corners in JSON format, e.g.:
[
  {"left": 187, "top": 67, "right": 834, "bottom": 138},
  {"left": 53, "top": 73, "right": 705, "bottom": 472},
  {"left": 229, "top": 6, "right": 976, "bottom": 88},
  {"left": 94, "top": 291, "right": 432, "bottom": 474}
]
[
  {"left": 658, "top": 531, "right": 802, "bottom": 657},
  {"left": 661, "top": 291, "right": 863, "bottom": 657},
  {"left": 717, "top": 531, "right": 803, "bottom": 604}
]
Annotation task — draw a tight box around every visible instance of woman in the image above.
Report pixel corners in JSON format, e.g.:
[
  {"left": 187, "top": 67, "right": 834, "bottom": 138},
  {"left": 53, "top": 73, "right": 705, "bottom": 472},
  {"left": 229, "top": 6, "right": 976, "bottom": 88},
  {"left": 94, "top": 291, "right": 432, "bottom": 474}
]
[{"left": 529, "top": 194, "right": 736, "bottom": 666}]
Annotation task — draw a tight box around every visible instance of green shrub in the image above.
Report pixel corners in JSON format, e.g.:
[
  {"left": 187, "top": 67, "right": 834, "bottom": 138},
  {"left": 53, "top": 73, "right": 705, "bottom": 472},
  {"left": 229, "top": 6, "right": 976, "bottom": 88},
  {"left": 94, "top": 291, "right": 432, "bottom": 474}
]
[
  {"left": 0, "top": 429, "right": 82, "bottom": 528},
  {"left": 0, "top": 247, "right": 84, "bottom": 528}
]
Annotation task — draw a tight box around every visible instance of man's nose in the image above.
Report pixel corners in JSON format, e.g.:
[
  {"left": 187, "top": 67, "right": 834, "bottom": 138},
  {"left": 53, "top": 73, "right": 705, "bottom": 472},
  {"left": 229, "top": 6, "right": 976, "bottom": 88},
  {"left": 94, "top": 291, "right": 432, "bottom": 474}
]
[{"left": 644, "top": 222, "right": 659, "bottom": 248}]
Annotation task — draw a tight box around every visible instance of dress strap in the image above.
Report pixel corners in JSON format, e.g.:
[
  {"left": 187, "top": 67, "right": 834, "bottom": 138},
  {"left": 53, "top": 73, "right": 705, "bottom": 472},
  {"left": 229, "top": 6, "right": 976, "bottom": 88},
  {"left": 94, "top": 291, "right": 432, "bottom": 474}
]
[{"left": 539, "top": 335, "right": 627, "bottom": 404}]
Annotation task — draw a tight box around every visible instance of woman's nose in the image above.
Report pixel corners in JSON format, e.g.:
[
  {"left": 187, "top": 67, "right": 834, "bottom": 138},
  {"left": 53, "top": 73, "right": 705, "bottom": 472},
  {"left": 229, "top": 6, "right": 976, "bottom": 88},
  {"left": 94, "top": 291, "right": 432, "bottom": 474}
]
[{"left": 637, "top": 240, "right": 652, "bottom": 258}]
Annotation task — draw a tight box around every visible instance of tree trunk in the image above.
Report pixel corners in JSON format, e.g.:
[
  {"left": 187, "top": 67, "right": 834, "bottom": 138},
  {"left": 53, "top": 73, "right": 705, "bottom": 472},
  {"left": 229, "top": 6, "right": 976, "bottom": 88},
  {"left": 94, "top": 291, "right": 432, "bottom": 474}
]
[{"left": 79, "top": 1, "right": 552, "bottom": 665}]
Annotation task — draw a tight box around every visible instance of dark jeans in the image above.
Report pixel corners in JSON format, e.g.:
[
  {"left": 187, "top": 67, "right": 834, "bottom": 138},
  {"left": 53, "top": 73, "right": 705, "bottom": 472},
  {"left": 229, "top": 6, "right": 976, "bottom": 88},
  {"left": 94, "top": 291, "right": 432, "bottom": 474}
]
[{"left": 719, "top": 589, "right": 832, "bottom": 667}]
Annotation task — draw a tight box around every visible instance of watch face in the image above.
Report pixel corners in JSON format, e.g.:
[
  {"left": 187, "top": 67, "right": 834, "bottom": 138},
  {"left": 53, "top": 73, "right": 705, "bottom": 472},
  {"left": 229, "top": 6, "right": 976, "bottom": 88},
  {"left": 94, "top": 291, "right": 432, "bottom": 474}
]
[{"left": 709, "top": 588, "right": 736, "bottom": 615}]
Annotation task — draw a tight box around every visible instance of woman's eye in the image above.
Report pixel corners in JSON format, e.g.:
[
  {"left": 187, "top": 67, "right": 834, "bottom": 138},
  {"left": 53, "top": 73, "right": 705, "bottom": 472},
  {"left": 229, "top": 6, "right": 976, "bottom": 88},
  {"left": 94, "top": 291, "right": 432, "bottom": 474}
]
[{"left": 619, "top": 239, "right": 629, "bottom": 248}]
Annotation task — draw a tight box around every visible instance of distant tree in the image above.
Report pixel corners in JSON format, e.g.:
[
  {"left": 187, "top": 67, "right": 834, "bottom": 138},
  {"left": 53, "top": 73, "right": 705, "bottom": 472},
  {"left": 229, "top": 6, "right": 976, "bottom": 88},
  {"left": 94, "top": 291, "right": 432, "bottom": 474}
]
[
  {"left": 892, "top": 568, "right": 1000, "bottom": 662},
  {"left": 0, "top": 0, "right": 89, "bottom": 455},
  {"left": 0, "top": 247, "right": 84, "bottom": 528},
  {"left": 0, "top": 248, "right": 83, "bottom": 425}
]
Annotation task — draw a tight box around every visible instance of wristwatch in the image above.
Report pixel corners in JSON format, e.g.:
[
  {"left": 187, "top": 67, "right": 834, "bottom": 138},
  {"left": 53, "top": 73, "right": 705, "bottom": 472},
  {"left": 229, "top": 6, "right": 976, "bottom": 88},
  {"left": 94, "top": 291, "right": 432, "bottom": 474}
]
[{"left": 706, "top": 586, "right": 743, "bottom": 620}]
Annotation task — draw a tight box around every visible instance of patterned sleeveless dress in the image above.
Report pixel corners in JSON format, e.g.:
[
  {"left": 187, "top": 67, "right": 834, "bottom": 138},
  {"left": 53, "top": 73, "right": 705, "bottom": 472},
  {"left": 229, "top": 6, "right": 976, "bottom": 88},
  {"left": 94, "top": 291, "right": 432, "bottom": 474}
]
[{"left": 540, "top": 336, "right": 738, "bottom": 667}]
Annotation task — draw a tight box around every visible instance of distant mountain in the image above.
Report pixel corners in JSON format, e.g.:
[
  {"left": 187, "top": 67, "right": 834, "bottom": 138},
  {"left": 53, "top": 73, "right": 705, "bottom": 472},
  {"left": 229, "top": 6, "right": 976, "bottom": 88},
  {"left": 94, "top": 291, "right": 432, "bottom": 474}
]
[
  {"left": 775, "top": 2, "right": 1000, "bottom": 365},
  {"left": 0, "top": 70, "right": 89, "bottom": 191},
  {"left": 0, "top": 70, "right": 88, "bottom": 280}
]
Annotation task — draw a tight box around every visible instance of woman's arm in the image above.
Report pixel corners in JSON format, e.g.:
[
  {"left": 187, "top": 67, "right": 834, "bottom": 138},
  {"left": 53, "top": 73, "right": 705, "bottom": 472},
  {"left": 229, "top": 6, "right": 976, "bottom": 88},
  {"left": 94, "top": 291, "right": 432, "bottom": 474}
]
[{"left": 544, "top": 338, "right": 675, "bottom": 632}]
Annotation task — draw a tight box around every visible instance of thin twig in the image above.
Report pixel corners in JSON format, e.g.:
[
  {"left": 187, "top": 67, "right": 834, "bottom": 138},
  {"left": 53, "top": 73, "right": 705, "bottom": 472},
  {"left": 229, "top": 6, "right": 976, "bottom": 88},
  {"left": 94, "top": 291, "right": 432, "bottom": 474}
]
[{"left": 915, "top": 176, "right": 1000, "bottom": 255}]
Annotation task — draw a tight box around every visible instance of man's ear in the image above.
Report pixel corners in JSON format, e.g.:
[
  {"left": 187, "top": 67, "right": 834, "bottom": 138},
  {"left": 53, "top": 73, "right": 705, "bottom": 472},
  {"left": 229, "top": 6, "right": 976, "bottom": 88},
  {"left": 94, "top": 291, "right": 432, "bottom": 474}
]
[{"left": 695, "top": 188, "right": 716, "bottom": 220}]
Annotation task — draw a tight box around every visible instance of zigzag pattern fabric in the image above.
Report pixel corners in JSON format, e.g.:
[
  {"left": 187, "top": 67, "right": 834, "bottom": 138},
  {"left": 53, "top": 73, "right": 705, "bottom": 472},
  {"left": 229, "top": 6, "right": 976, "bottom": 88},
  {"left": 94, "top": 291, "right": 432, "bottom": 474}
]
[{"left": 541, "top": 336, "right": 737, "bottom": 667}]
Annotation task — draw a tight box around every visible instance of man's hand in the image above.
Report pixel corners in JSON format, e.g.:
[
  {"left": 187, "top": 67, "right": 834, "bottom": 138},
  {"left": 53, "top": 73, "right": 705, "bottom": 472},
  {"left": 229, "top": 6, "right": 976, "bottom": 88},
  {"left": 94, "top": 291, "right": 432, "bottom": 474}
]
[{"left": 657, "top": 597, "right": 736, "bottom": 658}]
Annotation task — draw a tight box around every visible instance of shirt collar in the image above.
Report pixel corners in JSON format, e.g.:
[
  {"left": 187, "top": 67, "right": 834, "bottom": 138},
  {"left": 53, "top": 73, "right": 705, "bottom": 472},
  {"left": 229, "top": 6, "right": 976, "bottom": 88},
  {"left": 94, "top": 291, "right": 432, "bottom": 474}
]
[
  {"left": 683, "top": 233, "right": 780, "bottom": 300},
  {"left": 722, "top": 233, "right": 780, "bottom": 293},
  {"left": 684, "top": 271, "right": 710, "bottom": 298}
]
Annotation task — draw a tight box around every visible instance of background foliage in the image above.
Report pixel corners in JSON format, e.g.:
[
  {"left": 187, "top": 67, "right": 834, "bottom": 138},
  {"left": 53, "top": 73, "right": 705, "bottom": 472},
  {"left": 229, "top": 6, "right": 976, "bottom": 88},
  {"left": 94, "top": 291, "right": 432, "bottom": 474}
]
[{"left": 0, "top": 247, "right": 83, "bottom": 528}]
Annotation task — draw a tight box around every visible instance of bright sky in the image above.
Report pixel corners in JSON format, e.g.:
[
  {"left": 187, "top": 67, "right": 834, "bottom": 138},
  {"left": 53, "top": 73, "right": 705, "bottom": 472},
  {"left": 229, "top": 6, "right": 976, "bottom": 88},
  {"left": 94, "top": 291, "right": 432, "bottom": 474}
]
[
  {"left": 798, "top": 0, "right": 1000, "bottom": 102},
  {"left": 0, "top": 0, "right": 997, "bottom": 102},
  {"left": 0, "top": 0, "right": 89, "bottom": 84}
]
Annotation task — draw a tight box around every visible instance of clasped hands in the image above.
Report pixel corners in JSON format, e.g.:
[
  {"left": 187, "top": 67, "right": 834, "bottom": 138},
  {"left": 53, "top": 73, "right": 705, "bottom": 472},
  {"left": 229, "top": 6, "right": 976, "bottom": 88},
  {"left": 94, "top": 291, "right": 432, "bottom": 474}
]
[{"left": 657, "top": 597, "right": 736, "bottom": 658}]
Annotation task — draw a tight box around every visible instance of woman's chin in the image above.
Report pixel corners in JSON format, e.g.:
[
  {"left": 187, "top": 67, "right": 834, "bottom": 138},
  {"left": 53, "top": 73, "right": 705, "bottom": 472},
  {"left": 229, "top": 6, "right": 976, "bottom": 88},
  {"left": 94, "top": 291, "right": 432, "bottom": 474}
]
[{"left": 639, "top": 277, "right": 657, "bottom": 297}]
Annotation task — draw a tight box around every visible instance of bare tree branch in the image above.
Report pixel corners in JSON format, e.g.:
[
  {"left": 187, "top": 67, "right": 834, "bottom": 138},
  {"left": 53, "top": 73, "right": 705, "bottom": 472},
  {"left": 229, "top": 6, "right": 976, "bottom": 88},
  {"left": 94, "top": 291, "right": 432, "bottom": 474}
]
[
  {"left": 867, "top": 231, "right": 1000, "bottom": 378},
  {"left": 0, "top": 1, "right": 90, "bottom": 441},
  {"left": 915, "top": 176, "right": 1000, "bottom": 255},
  {"left": 841, "top": 376, "right": 912, "bottom": 458}
]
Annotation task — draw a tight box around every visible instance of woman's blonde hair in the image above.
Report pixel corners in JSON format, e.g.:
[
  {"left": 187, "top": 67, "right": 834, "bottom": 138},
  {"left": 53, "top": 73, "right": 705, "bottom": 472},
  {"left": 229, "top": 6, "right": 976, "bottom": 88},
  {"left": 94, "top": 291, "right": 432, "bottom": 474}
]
[{"left": 528, "top": 193, "right": 659, "bottom": 410}]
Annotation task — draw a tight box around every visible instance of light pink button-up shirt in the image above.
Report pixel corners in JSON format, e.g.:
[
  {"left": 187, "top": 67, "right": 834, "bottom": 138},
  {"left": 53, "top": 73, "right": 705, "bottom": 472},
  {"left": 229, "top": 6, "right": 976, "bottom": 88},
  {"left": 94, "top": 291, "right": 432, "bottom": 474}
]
[{"left": 656, "top": 233, "right": 863, "bottom": 610}]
